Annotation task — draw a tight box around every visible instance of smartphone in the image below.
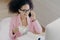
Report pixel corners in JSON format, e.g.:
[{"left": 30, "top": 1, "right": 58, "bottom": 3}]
[{"left": 28, "top": 12, "right": 31, "bottom": 17}]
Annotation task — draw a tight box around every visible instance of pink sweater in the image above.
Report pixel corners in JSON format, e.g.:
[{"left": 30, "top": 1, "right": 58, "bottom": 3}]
[{"left": 9, "top": 14, "right": 42, "bottom": 40}]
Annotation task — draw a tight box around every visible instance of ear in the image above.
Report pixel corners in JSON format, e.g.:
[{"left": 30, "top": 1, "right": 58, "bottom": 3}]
[
  {"left": 18, "top": 9, "right": 20, "bottom": 13},
  {"left": 17, "top": 9, "right": 20, "bottom": 14}
]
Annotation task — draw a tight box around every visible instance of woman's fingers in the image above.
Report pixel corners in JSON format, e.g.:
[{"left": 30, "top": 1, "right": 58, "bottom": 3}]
[
  {"left": 12, "top": 27, "right": 19, "bottom": 34},
  {"left": 30, "top": 11, "right": 36, "bottom": 20}
]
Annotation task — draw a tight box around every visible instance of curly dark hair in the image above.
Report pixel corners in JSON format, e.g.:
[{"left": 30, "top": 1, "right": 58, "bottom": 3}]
[{"left": 8, "top": 0, "right": 33, "bottom": 13}]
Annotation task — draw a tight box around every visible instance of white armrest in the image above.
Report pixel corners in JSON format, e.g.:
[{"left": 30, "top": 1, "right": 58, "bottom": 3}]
[{"left": 46, "top": 18, "right": 60, "bottom": 40}]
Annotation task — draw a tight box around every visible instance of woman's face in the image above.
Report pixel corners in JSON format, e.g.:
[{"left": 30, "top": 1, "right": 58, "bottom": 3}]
[{"left": 19, "top": 4, "right": 30, "bottom": 16}]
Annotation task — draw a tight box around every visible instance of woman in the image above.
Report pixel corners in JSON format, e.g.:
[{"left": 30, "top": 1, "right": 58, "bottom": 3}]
[{"left": 8, "top": 0, "right": 42, "bottom": 40}]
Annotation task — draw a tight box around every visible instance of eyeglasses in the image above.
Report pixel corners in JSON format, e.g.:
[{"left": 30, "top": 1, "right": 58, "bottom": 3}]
[{"left": 20, "top": 9, "right": 30, "bottom": 13}]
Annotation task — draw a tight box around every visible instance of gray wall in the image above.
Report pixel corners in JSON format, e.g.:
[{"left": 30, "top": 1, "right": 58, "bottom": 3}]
[
  {"left": 0, "top": 0, "right": 60, "bottom": 27},
  {"left": 33, "top": 0, "right": 60, "bottom": 27}
]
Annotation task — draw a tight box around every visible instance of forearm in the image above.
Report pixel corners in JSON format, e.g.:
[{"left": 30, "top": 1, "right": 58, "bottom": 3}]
[{"left": 31, "top": 20, "right": 42, "bottom": 34}]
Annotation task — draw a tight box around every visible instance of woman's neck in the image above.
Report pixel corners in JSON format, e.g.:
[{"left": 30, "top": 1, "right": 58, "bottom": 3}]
[{"left": 20, "top": 15, "right": 28, "bottom": 26}]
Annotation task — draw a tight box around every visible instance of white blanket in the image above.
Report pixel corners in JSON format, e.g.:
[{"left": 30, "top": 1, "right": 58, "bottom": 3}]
[{"left": 17, "top": 32, "right": 45, "bottom": 40}]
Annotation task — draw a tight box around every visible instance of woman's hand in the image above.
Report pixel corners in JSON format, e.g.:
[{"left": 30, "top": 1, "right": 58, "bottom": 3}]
[
  {"left": 30, "top": 10, "right": 37, "bottom": 22},
  {"left": 12, "top": 27, "right": 19, "bottom": 35}
]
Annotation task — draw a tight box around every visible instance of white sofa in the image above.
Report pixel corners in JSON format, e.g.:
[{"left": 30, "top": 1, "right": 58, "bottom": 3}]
[{"left": 45, "top": 18, "right": 60, "bottom": 40}]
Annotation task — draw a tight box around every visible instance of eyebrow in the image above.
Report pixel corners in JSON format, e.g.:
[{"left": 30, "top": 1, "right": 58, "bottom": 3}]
[{"left": 20, "top": 9, "right": 30, "bottom": 11}]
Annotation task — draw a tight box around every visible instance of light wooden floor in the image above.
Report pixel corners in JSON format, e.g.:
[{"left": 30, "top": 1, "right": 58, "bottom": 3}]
[{"left": 0, "top": 2, "right": 16, "bottom": 20}]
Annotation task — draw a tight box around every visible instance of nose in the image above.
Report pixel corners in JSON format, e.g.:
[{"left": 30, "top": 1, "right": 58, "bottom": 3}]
[{"left": 24, "top": 10, "right": 27, "bottom": 13}]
